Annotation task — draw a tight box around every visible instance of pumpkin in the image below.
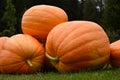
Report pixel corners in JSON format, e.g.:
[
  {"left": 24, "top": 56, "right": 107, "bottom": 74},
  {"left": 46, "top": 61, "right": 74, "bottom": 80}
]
[
  {"left": 110, "top": 40, "right": 120, "bottom": 67},
  {"left": 45, "top": 21, "right": 110, "bottom": 73},
  {"left": 0, "top": 34, "right": 45, "bottom": 74},
  {"left": 21, "top": 5, "right": 68, "bottom": 43}
]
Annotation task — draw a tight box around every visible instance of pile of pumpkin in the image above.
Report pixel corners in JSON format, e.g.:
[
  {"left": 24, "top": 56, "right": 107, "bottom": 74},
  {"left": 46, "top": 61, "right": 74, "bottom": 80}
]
[{"left": 0, "top": 5, "right": 120, "bottom": 74}]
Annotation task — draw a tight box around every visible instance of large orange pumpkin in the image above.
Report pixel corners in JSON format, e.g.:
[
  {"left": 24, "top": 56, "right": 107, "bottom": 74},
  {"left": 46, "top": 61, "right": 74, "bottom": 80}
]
[
  {"left": 110, "top": 40, "right": 120, "bottom": 67},
  {"left": 21, "top": 5, "right": 68, "bottom": 43},
  {"left": 0, "top": 34, "right": 45, "bottom": 74},
  {"left": 45, "top": 21, "right": 110, "bottom": 73}
]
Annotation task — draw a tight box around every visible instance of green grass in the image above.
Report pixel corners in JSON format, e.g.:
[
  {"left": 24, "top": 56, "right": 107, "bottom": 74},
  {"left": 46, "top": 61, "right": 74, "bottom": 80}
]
[{"left": 0, "top": 67, "right": 120, "bottom": 80}]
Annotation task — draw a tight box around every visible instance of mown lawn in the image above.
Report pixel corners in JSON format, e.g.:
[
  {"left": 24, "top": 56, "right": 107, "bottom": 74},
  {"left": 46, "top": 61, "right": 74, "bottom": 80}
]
[{"left": 0, "top": 67, "right": 120, "bottom": 80}]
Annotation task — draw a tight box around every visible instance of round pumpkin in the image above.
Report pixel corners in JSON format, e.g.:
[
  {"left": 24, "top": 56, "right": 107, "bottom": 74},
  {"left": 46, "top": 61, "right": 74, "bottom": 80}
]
[
  {"left": 45, "top": 21, "right": 110, "bottom": 73},
  {"left": 0, "top": 34, "right": 45, "bottom": 74},
  {"left": 110, "top": 40, "right": 120, "bottom": 67},
  {"left": 21, "top": 5, "right": 68, "bottom": 43}
]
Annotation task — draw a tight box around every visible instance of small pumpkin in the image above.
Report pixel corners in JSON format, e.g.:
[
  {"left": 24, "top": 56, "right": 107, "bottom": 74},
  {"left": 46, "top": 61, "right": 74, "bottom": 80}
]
[
  {"left": 45, "top": 21, "right": 110, "bottom": 73},
  {"left": 110, "top": 40, "right": 120, "bottom": 67},
  {"left": 21, "top": 5, "right": 68, "bottom": 43},
  {"left": 0, "top": 34, "right": 45, "bottom": 74}
]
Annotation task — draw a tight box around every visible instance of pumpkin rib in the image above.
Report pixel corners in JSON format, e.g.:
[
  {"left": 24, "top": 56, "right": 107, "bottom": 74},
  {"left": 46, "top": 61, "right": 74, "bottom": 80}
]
[
  {"left": 56, "top": 30, "right": 107, "bottom": 58},
  {"left": 22, "top": 14, "right": 66, "bottom": 26},
  {"left": 52, "top": 22, "right": 104, "bottom": 55},
  {"left": 22, "top": 15, "right": 57, "bottom": 29},
  {"left": 59, "top": 49, "right": 102, "bottom": 64},
  {"left": 23, "top": 34, "right": 45, "bottom": 59},
  {"left": 0, "top": 37, "right": 9, "bottom": 50},
  {"left": 54, "top": 55, "right": 109, "bottom": 72},
  {"left": 15, "top": 61, "right": 35, "bottom": 74},
  {"left": 31, "top": 55, "right": 45, "bottom": 63},
  {"left": 0, "top": 58, "right": 23, "bottom": 67},
  {"left": 40, "top": 9, "right": 68, "bottom": 21},
  {"left": 60, "top": 35, "right": 109, "bottom": 59},
  {"left": 45, "top": 23, "right": 71, "bottom": 57},
  {"left": 0, "top": 50, "right": 23, "bottom": 66},
  {"left": 47, "top": 22, "right": 87, "bottom": 54},
  {"left": 22, "top": 34, "right": 44, "bottom": 59},
  {"left": 31, "top": 46, "right": 44, "bottom": 58},
  {"left": 22, "top": 27, "right": 48, "bottom": 39},
  {"left": 45, "top": 29, "right": 67, "bottom": 56},
  {"left": 58, "top": 30, "right": 102, "bottom": 50},
  {"left": 22, "top": 26, "right": 50, "bottom": 33},
  {"left": 0, "top": 61, "right": 23, "bottom": 67},
  {"left": 46, "top": 51, "right": 108, "bottom": 65},
  {"left": 54, "top": 24, "right": 85, "bottom": 53},
  {"left": 41, "top": 5, "right": 67, "bottom": 20},
  {"left": 16, "top": 62, "right": 27, "bottom": 73},
  {"left": 30, "top": 53, "right": 45, "bottom": 65},
  {"left": 0, "top": 60, "right": 23, "bottom": 67},
  {"left": 31, "top": 55, "right": 45, "bottom": 69},
  {"left": 10, "top": 41, "right": 26, "bottom": 59},
  {"left": 0, "top": 62, "right": 26, "bottom": 73},
  {"left": 2, "top": 38, "right": 25, "bottom": 59},
  {"left": 60, "top": 55, "right": 109, "bottom": 65}
]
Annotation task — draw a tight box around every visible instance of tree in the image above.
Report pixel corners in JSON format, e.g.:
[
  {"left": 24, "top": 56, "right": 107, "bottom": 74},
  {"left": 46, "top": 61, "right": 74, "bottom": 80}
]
[
  {"left": 1, "top": 0, "right": 17, "bottom": 36},
  {"left": 68, "top": 0, "right": 83, "bottom": 20},
  {"left": 0, "top": 1, "right": 6, "bottom": 32},
  {"left": 13, "top": 0, "right": 27, "bottom": 34},
  {"left": 103, "top": 0, "right": 120, "bottom": 42},
  {"left": 83, "top": 0, "right": 101, "bottom": 24},
  {"left": 103, "top": 0, "right": 120, "bottom": 31}
]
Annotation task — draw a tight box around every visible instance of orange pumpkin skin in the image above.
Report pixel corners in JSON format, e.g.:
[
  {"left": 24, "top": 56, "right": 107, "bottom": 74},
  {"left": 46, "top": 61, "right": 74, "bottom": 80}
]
[
  {"left": 0, "top": 37, "right": 9, "bottom": 72},
  {"left": 110, "top": 40, "right": 120, "bottom": 67},
  {"left": 0, "top": 37, "right": 9, "bottom": 50},
  {"left": 0, "top": 34, "right": 45, "bottom": 74},
  {"left": 45, "top": 21, "right": 110, "bottom": 73},
  {"left": 22, "top": 5, "right": 68, "bottom": 43}
]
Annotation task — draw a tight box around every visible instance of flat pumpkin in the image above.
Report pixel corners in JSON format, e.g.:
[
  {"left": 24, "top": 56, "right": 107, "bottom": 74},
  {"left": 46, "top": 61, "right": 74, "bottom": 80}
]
[
  {"left": 0, "top": 34, "right": 45, "bottom": 74},
  {"left": 21, "top": 5, "right": 68, "bottom": 43},
  {"left": 110, "top": 40, "right": 120, "bottom": 67},
  {"left": 45, "top": 21, "right": 110, "bottom": 73}
]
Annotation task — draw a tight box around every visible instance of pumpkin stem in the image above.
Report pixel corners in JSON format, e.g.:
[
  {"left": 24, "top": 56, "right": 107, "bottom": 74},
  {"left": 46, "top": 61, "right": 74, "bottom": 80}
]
[
  {"left": 45, "top": 52, "right": 59, "bottom": 62},
  {"left": 26, "top": 60, "right": 33, "bottom": 67}
]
